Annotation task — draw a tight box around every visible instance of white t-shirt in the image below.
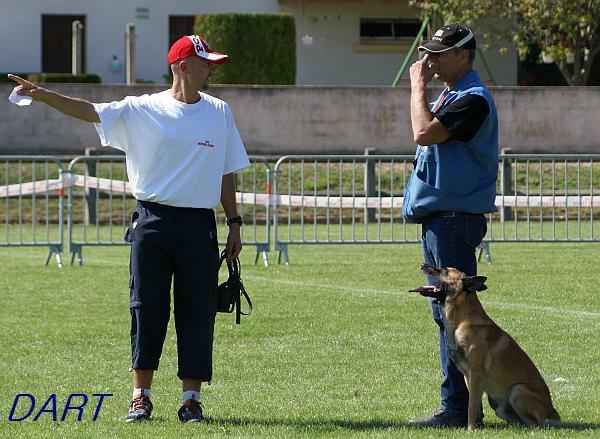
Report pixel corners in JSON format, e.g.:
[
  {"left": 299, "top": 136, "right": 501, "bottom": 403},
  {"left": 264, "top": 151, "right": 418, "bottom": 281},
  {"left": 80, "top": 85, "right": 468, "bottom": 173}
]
[{"left": 93, "top": 90, "right": 250, "bottom": 208}]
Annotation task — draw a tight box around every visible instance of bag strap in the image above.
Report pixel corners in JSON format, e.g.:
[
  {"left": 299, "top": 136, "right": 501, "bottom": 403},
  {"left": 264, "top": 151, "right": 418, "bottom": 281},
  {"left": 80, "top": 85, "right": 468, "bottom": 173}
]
[
  {"left": 218, "top": 250, "right": 253, "bottom": 324},
  {"left": 228, "top": 256, "right": 253, "bottom": 323},
  {"left": 234, "top": 269, "right": 252, "bottom": 323},
  {"left": 218, "top": 250, "right": 228, "bottom": 270}
]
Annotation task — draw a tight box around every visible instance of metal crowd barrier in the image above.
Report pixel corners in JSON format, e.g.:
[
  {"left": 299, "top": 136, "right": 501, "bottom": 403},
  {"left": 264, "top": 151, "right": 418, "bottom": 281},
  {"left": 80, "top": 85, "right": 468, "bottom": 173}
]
[
  {"left": 273, "top": 154, "right": 600, "bottom": 264},
  {"left": 66, "top": 155, "right": 134, "bottom": 266},
  {"left": 66, "top": 155, "right": 272, "bottom": 266},
  {"left": 0, "top": 156, "right": 65, "bottom": 267},
  {"left": 490, "top": 153, "right": 600, "bottom": 243},
  {"left": 2, "top": 153, "right": 599, "bottom": 268},
  {"left": 272, "top": 155, "right": 419, "bottom": 264},
  {"left": 233, "top": 157, "right": 272, "bottom": 266}
]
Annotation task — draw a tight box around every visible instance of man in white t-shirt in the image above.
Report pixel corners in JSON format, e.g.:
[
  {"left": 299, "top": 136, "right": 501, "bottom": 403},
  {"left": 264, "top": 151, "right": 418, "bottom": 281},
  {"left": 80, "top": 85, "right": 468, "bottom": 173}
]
[{"left": 8, "top": 34, "right": 250, "bottom": 423}]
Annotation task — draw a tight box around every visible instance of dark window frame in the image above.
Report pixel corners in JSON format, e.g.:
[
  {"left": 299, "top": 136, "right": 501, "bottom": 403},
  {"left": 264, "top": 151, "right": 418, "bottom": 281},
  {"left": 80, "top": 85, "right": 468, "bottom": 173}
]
[
  {"left": 41, "top": 14, "right": 87, "bottom": 73},
  {"left": 360, "top": 18, "right": 422, "bottom": 41},
  {"left": 169, "top": 15, "right": 196, "bottom": 47},
  {"left": 168, "top": 15, "right": 196, "bottom": 76}
]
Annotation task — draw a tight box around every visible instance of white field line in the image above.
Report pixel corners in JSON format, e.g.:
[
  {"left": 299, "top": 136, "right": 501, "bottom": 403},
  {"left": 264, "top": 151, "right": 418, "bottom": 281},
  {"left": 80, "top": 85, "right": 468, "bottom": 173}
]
[
  {"left": 243, "top": 275, "right": 600, "bottom": 320},
  {"left": 0, "top": 250, "right": 595, "bottom": 320}
]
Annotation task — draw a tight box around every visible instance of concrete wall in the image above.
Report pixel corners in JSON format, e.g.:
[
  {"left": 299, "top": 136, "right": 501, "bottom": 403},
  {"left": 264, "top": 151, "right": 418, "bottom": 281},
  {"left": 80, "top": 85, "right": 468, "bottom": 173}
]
[{"left": 2, "top": 83, "right": 599, "bottom": 155}]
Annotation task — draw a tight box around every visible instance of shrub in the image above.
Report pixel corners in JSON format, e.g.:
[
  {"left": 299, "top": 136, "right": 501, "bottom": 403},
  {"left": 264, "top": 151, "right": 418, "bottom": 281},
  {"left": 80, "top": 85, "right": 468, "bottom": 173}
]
[
  {"left": 194, "top": 13, "right": 296, "bottom": 85},
  {"left": 26, "top": 73, "right": 102, "bottom": 83}
]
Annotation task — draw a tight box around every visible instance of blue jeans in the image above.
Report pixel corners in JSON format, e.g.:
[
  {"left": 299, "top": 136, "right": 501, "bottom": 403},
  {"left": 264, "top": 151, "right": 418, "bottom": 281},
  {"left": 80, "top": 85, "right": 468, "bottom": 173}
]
[{"left": 421, "top": 212, "right": 487, "bottom": 414}]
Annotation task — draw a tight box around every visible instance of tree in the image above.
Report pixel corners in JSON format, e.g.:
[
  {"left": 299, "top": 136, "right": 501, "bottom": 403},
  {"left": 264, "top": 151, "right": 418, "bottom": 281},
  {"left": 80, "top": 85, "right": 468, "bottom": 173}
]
[
  {"left": 515, "top": 0, "right": 600, "bottom": 85},
  {"left": 409, "top": 0, "right": 600, "bottom": 85}
]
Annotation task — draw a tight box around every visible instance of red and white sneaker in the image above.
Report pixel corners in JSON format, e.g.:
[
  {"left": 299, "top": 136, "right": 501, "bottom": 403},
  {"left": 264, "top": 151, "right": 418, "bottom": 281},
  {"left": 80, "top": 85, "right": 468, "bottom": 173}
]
[
  {"left": 125, "top": 396, "right": 153, "bottom": 422},
  {"left": 178, "top": 399, "right": 205, "bottom": 423}
]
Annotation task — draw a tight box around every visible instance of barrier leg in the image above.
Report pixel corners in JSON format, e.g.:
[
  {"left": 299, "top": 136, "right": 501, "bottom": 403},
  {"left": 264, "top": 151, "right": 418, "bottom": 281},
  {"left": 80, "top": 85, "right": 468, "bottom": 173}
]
[
  {"left": 55, "top": 252, "right": 63, "bottom": 269},
  {"left": 45, "top": 245, "right": 63, "bottom": 269},
  {"left": 477, "top": 242, "right": 491, "bottom": 265},
  {"left": 70, "top": 244, "right": 83, "bottom": 266},
  {"left": 276, "top": 243, "right": 289, "bottom": 266},
  {"left": 254, "top": 244, "right": 270, "bottom": 267}
]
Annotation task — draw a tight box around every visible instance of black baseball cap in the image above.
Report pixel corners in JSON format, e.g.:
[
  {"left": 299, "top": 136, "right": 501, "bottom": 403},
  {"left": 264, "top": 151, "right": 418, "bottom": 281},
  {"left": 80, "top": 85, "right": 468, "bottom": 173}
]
[{"left": 418, "top": 23, "right": 476, "bottom": 53}]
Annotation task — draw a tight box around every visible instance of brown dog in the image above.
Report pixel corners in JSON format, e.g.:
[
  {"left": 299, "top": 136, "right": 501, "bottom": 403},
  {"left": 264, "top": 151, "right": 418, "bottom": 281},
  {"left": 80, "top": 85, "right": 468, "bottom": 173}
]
[{"left": 410, "top": 264, "right": 560, "bottom": 430}]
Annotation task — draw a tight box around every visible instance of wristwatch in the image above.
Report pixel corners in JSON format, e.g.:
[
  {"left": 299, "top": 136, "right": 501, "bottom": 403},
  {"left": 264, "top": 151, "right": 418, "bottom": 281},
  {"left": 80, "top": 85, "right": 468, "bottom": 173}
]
[{"left": 226, "top": 216, "right": 243, "bottom": 227}]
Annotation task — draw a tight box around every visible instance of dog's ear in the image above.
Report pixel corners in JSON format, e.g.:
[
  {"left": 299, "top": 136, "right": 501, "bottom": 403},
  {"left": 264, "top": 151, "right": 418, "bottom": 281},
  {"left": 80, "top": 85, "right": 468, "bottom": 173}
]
[{"left": 463, "top": 276, "right": 487, "bottom": 292}]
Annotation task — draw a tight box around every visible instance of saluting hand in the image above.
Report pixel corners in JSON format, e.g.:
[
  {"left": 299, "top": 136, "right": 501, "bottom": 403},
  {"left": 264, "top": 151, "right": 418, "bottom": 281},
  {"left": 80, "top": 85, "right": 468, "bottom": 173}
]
[{"left": 409, "top": 53, "right": 436, "bottom": 87}]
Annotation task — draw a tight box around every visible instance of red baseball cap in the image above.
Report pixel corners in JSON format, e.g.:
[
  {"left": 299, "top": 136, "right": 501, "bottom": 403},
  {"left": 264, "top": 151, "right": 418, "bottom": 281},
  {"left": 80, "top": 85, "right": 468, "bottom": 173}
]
[{"left": 167, "top": 35, "right": 228, "bottom": 65}]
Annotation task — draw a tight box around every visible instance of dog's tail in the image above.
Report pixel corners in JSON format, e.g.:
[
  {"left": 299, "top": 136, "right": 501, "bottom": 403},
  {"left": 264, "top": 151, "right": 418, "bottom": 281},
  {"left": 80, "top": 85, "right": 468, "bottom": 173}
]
[{"left": 542, "top": 409, "right": 561, "bottom": 427}]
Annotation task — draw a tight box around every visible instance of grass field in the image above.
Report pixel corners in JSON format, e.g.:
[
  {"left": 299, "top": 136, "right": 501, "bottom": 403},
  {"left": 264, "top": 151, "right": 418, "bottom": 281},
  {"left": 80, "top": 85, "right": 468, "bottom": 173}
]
[{"left": 1, "top": 242, "right": 599, "bottom": 438}]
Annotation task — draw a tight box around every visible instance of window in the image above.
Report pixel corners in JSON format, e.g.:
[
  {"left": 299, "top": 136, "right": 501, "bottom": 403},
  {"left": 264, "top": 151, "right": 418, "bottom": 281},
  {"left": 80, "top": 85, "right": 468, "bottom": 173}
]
[
  {"left": 360, "top": 18, "right": 422, "bottom": 41},
  {"left": 169, "top": 16, "right": 196, "bottom": 47},
  {"left": 42, "top": 14, "right": 86, "bottom": 73},
  {"left": 168, "top": 16, "right": 195, "bottom": 76}
]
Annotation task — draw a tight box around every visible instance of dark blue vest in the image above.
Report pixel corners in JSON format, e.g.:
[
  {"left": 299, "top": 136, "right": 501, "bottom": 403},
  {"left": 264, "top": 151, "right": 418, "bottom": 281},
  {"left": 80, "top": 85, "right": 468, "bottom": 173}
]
[{"left": 402, "top": 70, "right": 498, "bottom": 223}]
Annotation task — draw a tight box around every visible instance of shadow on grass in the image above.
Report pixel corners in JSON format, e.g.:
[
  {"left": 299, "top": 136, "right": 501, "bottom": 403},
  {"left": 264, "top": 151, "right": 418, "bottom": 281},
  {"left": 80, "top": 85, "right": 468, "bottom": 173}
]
[
  {"left": 201, "top": 417, "right": 600, "bottom": 433},
  {"left": 479, "top": 421, "right": 600, "bottom": 432},
  {"left": 206, "top": 416, "right": 410, "bottom": 432},
  {"left": 551, "top": 422, "right": 600, "bottom": 431}
]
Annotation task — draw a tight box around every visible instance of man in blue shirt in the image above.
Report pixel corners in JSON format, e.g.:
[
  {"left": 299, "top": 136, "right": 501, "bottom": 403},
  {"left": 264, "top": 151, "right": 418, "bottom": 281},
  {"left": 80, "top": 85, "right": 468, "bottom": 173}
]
[{"left": 403, "top": 24, "right": 498, "bottom": 428}]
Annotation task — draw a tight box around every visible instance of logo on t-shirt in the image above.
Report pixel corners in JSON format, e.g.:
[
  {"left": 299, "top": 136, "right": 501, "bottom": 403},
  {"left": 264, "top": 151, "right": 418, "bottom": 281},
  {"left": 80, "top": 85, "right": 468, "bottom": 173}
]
[{"left": 197, "top": 140, "right": 215, "bottom": 148}]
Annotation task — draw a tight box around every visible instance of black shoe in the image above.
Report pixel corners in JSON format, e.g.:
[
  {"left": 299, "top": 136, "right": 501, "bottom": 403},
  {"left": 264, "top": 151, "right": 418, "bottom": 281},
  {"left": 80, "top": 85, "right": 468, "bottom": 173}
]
[
  {"left": 178, "top": 399, "right": 205, "bottom": 423},
  {"left": 125, "top": 396, "right": 153, "bottom": 422},
  {"left": 409, "top": 408, "right": 469, "bottom": 428}
]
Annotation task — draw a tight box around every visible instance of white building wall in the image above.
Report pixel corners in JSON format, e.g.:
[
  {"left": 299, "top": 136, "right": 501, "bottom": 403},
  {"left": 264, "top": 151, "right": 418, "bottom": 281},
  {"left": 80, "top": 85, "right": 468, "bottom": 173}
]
[
  {"left": 0, "top": 0, "right": 279, "bottom": 84},
  {"left": 280, "top": 1, "right": 419, "bottom": 85},
  {"left": 280, "top": 1, "right": 517, "bottom": 85},
  {"left": 0, "top": 0, "right": 516, "bottom": 85}
]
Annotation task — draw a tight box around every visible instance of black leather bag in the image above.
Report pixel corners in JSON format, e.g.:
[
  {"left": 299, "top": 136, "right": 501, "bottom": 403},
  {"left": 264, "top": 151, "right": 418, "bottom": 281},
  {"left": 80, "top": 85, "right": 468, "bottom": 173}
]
[{"left": 217, "top": 250, "right": 253, "bottom": 324}]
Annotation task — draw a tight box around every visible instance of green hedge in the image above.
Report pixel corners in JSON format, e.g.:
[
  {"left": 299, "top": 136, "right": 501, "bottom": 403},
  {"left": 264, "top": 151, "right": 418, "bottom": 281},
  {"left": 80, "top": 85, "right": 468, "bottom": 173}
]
[
  {"left": 194, "top": 13, "right": 295, "bottom": 85},
  {"left": 26, "top": 73, "right": 102, "bottom": 84}
]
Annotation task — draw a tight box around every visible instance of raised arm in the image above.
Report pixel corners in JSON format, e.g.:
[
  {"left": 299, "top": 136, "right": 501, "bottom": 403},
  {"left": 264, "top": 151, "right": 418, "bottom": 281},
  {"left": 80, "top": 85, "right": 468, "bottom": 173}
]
[
  {"left": 409, "top": 55, "right": 451, "bottom": 146},
  {"left": 8, "top": 74, "right": 100, "bottom": 123}
]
